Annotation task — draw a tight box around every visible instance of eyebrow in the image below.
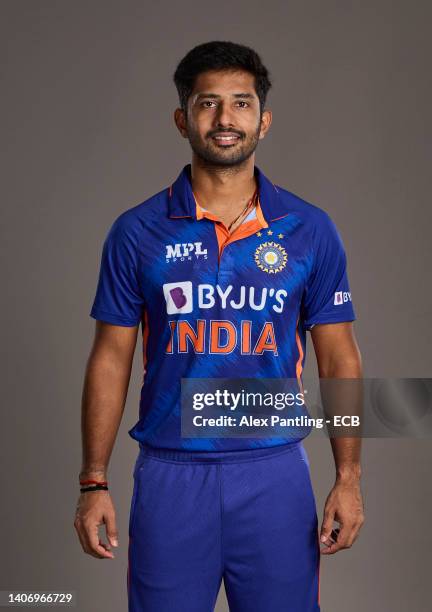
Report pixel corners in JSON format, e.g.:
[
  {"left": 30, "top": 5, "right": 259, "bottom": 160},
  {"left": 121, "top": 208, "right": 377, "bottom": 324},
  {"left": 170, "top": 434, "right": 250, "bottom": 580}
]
[{"left": 195, "top": 93, "right": 255, "bottom": 101}]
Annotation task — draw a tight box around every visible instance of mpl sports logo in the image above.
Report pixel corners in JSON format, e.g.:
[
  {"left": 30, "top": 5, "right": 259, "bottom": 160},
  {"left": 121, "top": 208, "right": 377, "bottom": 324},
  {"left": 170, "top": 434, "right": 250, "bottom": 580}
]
[
  {"left": 334, "top": 291, "right": 352, "bottom": 305},
  {"left": 165, "top": 242, "right": 208, "bottom": 263}
]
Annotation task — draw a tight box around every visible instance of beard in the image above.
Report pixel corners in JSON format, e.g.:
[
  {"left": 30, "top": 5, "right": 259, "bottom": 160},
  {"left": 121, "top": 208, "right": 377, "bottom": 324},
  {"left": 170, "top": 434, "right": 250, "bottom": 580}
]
[{"left": 186, "top": 120, "right": 262, "bottom": 168}]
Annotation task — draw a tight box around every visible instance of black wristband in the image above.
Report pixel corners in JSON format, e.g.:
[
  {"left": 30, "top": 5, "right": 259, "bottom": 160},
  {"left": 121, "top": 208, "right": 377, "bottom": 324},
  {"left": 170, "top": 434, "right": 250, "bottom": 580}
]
[{"left": 80, "top": 484, "right": 109, "bottom": 493}]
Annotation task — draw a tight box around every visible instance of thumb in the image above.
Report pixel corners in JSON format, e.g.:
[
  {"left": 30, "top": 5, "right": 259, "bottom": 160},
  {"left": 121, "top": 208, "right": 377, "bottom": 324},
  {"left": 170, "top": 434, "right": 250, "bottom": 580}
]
[
  {"left": 320, "top": 509, "right": 335, "bottom": 544},
  {"left": 105, "top": 513, "right": 119, "bottom": 548}
]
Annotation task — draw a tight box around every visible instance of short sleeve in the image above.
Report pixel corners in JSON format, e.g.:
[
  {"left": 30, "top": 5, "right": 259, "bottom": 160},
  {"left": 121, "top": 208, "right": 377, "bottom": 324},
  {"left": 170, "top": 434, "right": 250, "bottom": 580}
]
[
  {"left": 89, "top": 214, "right": 145, "bottom": 326},
  {"left": 301, "top": 211, "right": 356, "bottom": 330}
]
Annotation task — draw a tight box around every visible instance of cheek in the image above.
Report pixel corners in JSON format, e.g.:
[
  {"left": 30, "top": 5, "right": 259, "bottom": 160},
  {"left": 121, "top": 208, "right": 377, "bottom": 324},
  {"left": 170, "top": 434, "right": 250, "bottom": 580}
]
[
  {"left": 186, "top": 120, "right": 203, "bottom": 140},
  {"left": 190, "top": 116, "right": 212, "bottom": 138}
]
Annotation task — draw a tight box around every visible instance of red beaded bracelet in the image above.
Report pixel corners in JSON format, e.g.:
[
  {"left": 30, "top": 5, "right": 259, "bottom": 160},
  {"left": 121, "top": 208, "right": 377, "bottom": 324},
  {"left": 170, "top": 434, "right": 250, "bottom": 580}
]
[{"left": 79, "top": 479, "right": 108, "bottom": 486}]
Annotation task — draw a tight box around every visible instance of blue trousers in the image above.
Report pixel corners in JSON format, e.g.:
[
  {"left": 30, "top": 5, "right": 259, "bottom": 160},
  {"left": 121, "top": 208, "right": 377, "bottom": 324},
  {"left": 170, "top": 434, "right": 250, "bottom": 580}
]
[{"left": 127, "top": 442, "right": 321, "bottom": 611}]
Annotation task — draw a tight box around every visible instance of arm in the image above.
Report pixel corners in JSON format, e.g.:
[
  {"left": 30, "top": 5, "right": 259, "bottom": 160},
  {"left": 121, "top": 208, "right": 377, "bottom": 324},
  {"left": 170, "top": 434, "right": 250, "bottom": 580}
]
[
  {"left": 74, "top": 320, "right": 139, "bottom": 559},
  {"left": 310, "top": 321, "right": 365, "bottom": 554}
]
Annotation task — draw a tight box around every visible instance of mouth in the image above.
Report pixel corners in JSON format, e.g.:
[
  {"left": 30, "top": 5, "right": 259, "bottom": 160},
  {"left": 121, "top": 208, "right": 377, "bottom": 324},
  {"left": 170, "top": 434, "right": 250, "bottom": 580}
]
[{"left": 211, "top": 133, "right": 241, "bottom": 147}]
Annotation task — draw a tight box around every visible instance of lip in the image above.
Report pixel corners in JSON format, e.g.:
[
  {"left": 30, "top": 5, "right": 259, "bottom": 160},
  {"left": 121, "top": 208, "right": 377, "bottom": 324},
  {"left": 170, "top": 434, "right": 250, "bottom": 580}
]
[{"left": 211, "top": 133, "right": 241, "bottom": 146}]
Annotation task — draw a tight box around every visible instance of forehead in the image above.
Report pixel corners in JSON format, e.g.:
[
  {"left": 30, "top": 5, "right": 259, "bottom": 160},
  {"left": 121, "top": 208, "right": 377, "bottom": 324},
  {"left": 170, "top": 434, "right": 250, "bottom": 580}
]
[{"left": 191, "top": 69, "right": 257, "bottom": 96}]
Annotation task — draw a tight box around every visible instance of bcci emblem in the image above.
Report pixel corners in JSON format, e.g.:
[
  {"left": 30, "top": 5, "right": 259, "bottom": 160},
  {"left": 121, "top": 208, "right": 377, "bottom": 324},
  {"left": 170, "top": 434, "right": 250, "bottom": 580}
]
[{"left": 254, "top": 242, "right": 288, "bottom": 274}]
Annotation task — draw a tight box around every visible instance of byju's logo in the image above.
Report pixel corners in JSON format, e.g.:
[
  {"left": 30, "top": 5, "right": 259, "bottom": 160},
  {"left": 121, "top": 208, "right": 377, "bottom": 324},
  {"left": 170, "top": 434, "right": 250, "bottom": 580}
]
[
  {"left": 334, "top": 291, "right": 352, "bottom": 305},
  {"left": 163, "top": 281, "right": 193, "bottom": 314},
  {"left": 165, "top": 242, "right": 208, "bottom": 263}
]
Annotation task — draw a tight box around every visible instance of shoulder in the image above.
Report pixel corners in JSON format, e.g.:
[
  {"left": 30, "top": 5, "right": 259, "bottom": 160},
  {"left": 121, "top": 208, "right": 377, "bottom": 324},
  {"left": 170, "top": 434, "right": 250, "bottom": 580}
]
[
  {"left": 274, "top": 185, "right": 347, "bottom": 261},
  {"left": 102, "top": 187, "right": 168, "bottom": 250},
  {"left": 109, "top": 187, "right": 168, "bottom": 233},
  {"left": 274, "top": 184, "right": 339, "bottom": 245},
  {"left": 275, "top": 184, "right": 333, "bottom": 226}
]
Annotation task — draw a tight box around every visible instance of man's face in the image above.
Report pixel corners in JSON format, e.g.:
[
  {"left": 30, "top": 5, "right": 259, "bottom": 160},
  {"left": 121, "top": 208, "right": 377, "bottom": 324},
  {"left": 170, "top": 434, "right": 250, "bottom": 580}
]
[{"left": 175, "top": 69, "right": 271, "bottom": 167}]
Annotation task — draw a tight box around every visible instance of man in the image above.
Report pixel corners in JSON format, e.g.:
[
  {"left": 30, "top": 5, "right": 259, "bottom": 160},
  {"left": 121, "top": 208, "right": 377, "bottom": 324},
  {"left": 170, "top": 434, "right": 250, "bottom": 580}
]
[{"left": 74, "top": 41, "right": 364, "bottom": 612}]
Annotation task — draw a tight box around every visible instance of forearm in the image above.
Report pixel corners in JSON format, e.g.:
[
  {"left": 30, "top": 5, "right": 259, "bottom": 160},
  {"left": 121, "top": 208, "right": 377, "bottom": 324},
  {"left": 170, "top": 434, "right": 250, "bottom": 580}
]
[
  {"left": 330, "top": 437, "right": 362, "bottom": 483},
  {"left": 320, "top": 354, "right": 363, "bottom": 483},
  {"left": 79, "top": 349, "right": 133, "bottom": 480}
]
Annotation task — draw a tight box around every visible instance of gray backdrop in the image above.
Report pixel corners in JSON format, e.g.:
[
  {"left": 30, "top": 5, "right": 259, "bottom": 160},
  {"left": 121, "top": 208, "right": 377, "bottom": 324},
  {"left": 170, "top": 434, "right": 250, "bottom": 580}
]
[{"left": 1, "top": 1, "right": 431, "bottom": 610}]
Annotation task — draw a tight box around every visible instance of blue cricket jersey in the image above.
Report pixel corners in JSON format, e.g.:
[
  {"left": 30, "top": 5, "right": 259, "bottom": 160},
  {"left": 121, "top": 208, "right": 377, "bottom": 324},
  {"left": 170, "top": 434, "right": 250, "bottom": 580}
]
[{"left": 90, "top": 163, "right": 356, "bottom": 450}]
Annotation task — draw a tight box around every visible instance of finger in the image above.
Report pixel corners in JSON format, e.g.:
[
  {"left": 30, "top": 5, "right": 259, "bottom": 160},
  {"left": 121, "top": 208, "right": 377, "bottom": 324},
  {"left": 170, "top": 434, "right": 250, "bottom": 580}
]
[
  {"left": 105, "top": 512, "right": 119, "bottom": 548},
  {"left": 74, "top": 521, "right": 90, "bottom": 554},
  {"left": 321, "top": 523, "right": 353, "bottom": 554},
  {"left": 339, "top": 517, "right": 365, "bottom": 549},
  {"left": 320, "top": 509, "right": 336, "bottom": 546},
  {"left": 345, "top": 520, "right": 364, "bottom": 548},
  {"left": 98, "top": 537, "right": 115, "bottom": 557},
  {"left": 321, "top": 540, "right": 339, "bottom": 554},
  {"left": 85, "top": 521, "right": 114, "bottom": 559},
  {"left": 74, "top": 512, "right": 107, "bottom": 559},
  {"left": 76, "top": 524, "right": 103, "bottom": 559}
]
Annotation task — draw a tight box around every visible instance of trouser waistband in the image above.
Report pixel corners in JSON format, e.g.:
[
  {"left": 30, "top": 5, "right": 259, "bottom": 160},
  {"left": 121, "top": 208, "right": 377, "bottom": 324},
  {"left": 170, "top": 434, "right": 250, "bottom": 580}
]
[{"left": 138, "top": 441, "right": 302, "bottom": 463}]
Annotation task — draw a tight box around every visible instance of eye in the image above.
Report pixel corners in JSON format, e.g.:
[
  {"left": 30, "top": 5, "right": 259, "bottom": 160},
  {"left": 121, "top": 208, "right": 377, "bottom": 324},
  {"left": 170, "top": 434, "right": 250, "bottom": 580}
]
[
  {"left": 237, "top": 101, "right": 249, "bottom": 108},
  {"left": 201, "top": 100, "right": 216, "bottom": 108}
]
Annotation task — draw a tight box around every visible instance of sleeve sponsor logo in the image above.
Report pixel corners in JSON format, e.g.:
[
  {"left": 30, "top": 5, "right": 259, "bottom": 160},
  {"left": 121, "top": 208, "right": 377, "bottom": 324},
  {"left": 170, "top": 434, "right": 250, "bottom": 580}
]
[{"left": 334, "top": 291, "right": 352, "bottom": 305}]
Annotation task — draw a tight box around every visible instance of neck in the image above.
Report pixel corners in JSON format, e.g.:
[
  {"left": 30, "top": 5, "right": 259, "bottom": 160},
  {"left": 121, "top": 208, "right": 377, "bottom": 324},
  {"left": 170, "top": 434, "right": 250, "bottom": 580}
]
[{"left": 190, "top": 153, "right": 257, "bottom": 217}]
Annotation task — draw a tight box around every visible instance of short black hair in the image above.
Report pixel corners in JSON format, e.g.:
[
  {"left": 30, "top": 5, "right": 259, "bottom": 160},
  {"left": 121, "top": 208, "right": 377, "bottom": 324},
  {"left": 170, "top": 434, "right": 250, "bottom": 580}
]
[{"left": 173, "top": 41, "right": 272, "bottom": 115}]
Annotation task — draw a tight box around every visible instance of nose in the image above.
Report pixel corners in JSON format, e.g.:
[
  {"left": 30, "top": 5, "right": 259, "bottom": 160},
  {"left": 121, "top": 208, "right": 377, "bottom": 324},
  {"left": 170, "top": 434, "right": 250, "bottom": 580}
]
[{"left": 214, "top": 101, "right": 235, "bottom": 128}]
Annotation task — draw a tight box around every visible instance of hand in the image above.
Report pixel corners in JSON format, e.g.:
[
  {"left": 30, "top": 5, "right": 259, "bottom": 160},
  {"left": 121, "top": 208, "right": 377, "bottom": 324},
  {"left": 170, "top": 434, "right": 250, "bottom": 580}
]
[
  {"left": 320, "top": 477, "right": 364, "bottom": 555},
  {"left": 73, "top": 490, "right": 119, "bottom": 559}
]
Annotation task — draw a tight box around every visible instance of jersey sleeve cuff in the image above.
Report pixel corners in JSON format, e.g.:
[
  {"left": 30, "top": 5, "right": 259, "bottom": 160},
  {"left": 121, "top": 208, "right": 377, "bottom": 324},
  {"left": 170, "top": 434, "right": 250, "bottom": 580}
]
[
  {"left": 304, "top": 311, "right": 356, "bottom": 330},
  {"left": 89, "top": 307, "right": 141, "bottom": 327}
]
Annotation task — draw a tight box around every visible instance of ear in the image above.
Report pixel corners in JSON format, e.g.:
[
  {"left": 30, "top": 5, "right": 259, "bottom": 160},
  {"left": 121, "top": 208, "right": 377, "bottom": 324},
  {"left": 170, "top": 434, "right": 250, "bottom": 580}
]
[
  {"left": 174, "top": 108, "right": 188, "bottom": 138},
  {"left": 259, "top": 109, "right": 272, "bottom": 140}
]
